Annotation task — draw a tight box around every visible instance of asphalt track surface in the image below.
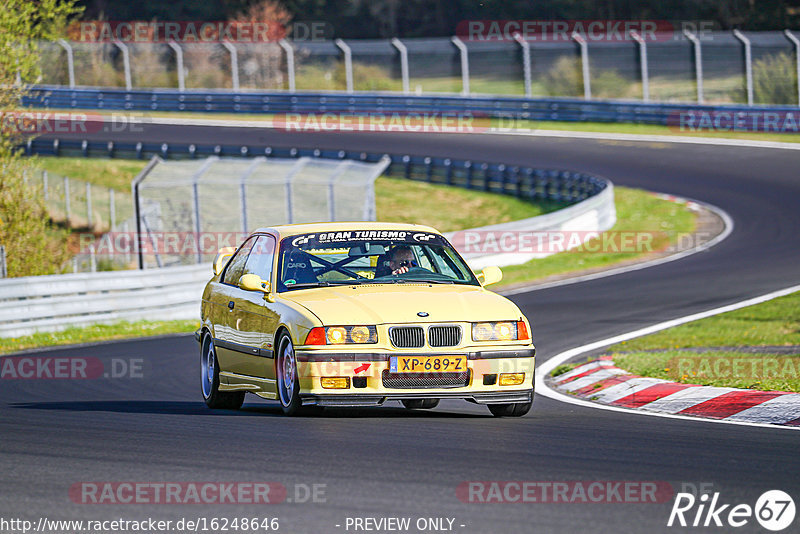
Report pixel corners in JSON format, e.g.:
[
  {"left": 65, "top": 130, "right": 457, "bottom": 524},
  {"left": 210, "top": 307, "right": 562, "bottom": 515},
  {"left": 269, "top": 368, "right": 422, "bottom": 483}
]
[{"left": 2, "top": 125, "right": 799, "bottom": 533}]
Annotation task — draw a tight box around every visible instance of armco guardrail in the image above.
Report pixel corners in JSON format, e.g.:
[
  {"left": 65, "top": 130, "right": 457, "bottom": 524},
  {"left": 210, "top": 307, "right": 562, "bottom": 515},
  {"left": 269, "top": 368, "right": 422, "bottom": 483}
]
[
  {"left": 0, "top": 264, "right": 208, "bottom": 338},
  {"left": 24, "top": 138, "right": 608, "bottom": 206},
  {"left": 23, "top": 86, "right": 800, "bottom": 126}
]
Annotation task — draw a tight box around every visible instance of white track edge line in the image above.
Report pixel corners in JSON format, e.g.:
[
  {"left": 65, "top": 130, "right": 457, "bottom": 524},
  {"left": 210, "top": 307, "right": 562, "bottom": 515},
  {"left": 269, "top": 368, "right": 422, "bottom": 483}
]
[{"left": 534, "top": 283, "right": 800, "bottom": 431}]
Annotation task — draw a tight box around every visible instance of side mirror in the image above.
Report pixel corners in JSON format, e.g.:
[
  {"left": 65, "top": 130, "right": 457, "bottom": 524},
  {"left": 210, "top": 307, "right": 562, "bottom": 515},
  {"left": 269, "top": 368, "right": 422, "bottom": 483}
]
[
  {"left": 239, "top": 273, "right": 270, "bottom": 293},
  {"left": 213, "top": 246, "right": 237, "bottom": 276},
  {"left": 477, "top": 265, "right": 503, "bottom": 286}
]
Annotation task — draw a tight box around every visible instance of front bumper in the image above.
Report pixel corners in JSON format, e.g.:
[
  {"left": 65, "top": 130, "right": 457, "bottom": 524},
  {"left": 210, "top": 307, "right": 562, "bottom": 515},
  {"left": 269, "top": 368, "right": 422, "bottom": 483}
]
[
  {"left": 302, "top": 388, "right": 533, "bottom": 407},
  {"left": 294, "top": 347, "right": 535, "bottom": 404}
]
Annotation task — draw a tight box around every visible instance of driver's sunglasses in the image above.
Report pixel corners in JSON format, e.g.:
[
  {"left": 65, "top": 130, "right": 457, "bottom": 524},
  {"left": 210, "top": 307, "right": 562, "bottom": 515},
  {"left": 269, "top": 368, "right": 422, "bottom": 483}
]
[{"left": 399, "top": 260, "right": 417, "bottom": 268}]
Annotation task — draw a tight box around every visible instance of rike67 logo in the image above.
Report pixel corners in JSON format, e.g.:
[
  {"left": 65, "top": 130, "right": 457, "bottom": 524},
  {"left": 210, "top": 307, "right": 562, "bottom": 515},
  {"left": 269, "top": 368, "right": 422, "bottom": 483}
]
[{"left": 668, "top": 490, "right": 795, "bottom": 531}]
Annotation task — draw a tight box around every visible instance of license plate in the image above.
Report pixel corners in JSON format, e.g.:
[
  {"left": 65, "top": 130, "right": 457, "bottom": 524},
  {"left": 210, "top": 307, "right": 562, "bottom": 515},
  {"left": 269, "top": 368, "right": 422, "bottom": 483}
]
[{"left": 389, "top": 355, "right": 467, "bottom": 373}]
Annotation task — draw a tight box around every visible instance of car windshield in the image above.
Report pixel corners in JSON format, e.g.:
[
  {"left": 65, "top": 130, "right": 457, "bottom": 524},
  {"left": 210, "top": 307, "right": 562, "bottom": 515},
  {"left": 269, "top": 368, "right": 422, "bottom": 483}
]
[{"left": 276, "top": 230, "right": 479, "bottom": 292}]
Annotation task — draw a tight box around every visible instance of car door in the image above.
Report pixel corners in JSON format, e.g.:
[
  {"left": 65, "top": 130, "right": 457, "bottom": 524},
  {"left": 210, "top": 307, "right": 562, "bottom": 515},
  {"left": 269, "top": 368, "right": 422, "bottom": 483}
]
[
  {"left": 235, "top": 234, "right": 279, "bottom": 382},
  {"left": 210, "top": 235, "right": 257, "bottom": 376}
]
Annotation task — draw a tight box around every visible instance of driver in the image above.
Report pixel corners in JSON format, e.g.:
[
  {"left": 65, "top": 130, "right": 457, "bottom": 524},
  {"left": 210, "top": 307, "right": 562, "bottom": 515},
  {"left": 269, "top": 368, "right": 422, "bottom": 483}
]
[{"left": 387, "top": 245, "right": 416, "bottom": 275}]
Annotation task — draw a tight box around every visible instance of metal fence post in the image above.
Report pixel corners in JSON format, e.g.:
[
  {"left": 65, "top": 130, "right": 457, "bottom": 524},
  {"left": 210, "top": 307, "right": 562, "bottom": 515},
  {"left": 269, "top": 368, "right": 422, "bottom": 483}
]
[
  {"left": 684, "top": 30, "right": 704, "bottom": 104},
  {"left": 733, "top": 30, "right": 753, "bottom": 105},
  {"left": 167, "top": 40, "right": 185, "bottom": 91},
  {"left": 122, "top": 221, "right": 131, "bottom": 264},
  {"left": 451, "top": 36, "right": 470, "bottom": 96},
  {"left": 132, "top": 156, "right": 162, "bottom": 270},
  {"left": 278, "top": 39, "right": 296, "bottom": 92},
  {"left": 784, "top": 30, "right": 800, "bottom": 106},
  {"left": 0, "top": 245, "right": 6, "bottom": 278},
  {"left": 189, "top": 157, "right": 218, "bottom": 264},
  {"left": 89, "top": 245, "right": 97, "bottom": 272},
  {"left": 335, "top": 39, "right": 354, "bottom": 93},
  {"left": 109, "top": 188, "right": 115, "bottom": 231},
  {"left": 64, "top": 175, "right": 71, "bottom": 226},
  {"left": 282, "top": 158, "right": 311, "bottom": 224},
  {"left": 42, "top": 170, "right": 49, "bottom": 201},
  {"left": 630, "top": 31, "right": 649, "bottom": 102},
  {"left": 326, "top": 160, "right": 354, "bottom": 221},
  {"left": 513, "top": 33, "right": 532, "bottom": 97},
  {"left": 86, "top": 181, "right": 93, "bottom": 230},
  {"left": 56, "top": 39, "right": 75, "bottom": 88},
  {"left": 222, "top": 41, "right": 240, "bottom": 91},
  {"left": 238, "top": 157, "right": 266, "bottom": 233},
  {"left": 571, "top": 32, "right": 591, "bottom": 99},
  {"left": 391, "top": 38, "right": 410, "bottom": 94},
  {"left": 112, "top": 40, "right": 132, "bottom": 90}
]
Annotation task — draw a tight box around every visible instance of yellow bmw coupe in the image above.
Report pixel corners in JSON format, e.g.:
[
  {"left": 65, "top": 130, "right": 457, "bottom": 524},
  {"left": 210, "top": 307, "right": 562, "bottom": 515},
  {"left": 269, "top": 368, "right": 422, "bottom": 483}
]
[{"left": 197, "top": 222, "right": 535, "bottom": 416}]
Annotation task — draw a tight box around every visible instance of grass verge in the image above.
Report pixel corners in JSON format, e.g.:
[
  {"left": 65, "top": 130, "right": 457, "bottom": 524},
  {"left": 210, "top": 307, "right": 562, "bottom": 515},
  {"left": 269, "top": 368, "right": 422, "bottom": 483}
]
[
  {"left": 496, "top": 188, "right": 696, "bottom": 288},
  {"left": 0, "top": 320, "right": 200, "bottom": 355},
  {"left": 35, "top": 156, "right": 148, "bottom": 191},
  {"left": 608, "top": 291, "right": 800, "bottom": 392}
]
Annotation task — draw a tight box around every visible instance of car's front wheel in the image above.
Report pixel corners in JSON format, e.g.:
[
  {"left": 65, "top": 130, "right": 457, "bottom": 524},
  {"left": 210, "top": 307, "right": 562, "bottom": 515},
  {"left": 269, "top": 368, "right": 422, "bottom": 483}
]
[
  {"left": 401, "top": 399, "right": 440, "bottom": 410},
  {"left": 201, "top": 335, "right": 245, "bottom": 410},
  {"left": 488, "top": 402, "right": 531, "bottom": 417},
  {"left": 276, "top": 332, "right": 303, "bottom": 416}
]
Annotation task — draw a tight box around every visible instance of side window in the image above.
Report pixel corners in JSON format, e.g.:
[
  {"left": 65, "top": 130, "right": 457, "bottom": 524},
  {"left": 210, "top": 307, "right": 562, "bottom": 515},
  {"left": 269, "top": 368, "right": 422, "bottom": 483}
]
[
  {"left": 413, "top": 245, "right": 435, "bottom": 271},
  {"left": 427, "top": 246, "right": 459, "bottom": 278},
  {"left": 243, "top": 235, "right": 276, "bottom": 283},
  {"left": 222, "top": 237, "right": 257, "bottom": 286}
]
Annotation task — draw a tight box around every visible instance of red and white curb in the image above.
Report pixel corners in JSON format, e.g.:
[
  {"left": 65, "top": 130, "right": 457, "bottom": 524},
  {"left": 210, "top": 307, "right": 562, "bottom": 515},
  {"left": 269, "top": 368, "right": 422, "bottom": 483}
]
[{"left": 551, "top": 357, "right": 800, "bottom": 427}]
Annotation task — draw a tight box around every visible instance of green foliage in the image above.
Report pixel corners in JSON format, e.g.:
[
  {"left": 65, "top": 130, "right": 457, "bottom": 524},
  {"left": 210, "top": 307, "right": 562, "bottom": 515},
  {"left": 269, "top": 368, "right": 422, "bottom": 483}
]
[
  {"left": 542, "top": 56, "right": 631, "bottom": 99},
  {"left": 0, "top": 0, "right": 82, "bottom": 277},
  {"left": 0, "top": 150, "right": 71, "bottom": 276},
  {"left": 0, "top": 0, "right": 82, "bottom": 89},
  {"left": 751, "top": 52, "right": 797, "bottom": 105},
  {"left": 0, "top": 319, "right": 200, "bottom": 354},
  {"left": 611, "top": 290, "right": 800, "bottom": 351}
]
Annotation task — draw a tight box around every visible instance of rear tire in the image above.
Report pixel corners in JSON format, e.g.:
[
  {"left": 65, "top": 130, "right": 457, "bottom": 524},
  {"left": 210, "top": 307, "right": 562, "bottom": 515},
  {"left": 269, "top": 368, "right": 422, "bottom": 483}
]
[
  {"left": 488, "top": 402, "right": 531, "bottom": 417},
  {"left": 201, "top": 335, "right": 245, "bottom": 410},
  {"left": 401, "top": 399, "right": 440, "bottom": 410}
]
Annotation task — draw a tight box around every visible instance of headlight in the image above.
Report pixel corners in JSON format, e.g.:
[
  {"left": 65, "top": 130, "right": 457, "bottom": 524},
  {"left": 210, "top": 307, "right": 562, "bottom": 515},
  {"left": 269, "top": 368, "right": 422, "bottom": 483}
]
[
  {"left": 472, "top": 321, "right": 529, "bottom": 342},
  {"left": 305, "top": 326, "right": 378, "bottom": 345}
]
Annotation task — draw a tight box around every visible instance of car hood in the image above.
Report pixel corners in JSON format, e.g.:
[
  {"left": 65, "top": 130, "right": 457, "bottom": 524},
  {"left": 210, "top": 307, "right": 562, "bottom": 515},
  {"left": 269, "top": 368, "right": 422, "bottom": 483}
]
[{"left": 280, "top": 283, "right": 521, "bottom": 325}]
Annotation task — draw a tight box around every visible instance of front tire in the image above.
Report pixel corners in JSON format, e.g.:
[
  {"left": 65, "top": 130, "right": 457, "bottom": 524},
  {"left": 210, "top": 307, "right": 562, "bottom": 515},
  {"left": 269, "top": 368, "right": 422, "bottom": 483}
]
[
  {"left": 276, "top": 333, "right": 303, "bottom": 416},
  {"left": 488, "top": 402, "right": 531, "bottom": 417},
  {"left": 401, "top": 399, "right": 440, "bottom": 410},
  {"left": 201, "top": 335, "right": 245, "bottom": 410}
]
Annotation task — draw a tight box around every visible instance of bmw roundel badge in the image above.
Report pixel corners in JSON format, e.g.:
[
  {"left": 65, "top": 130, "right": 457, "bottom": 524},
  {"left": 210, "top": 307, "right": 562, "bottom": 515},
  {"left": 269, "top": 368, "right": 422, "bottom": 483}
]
[{"left": 417, "top": 312, "right": 429, "bottom": 317}]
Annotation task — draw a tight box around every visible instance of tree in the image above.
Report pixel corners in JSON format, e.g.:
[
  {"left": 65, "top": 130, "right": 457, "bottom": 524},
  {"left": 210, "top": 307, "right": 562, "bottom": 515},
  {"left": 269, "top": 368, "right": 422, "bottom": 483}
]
[{"left": 0, "top": 0, "right": 83, "bottom": 276}]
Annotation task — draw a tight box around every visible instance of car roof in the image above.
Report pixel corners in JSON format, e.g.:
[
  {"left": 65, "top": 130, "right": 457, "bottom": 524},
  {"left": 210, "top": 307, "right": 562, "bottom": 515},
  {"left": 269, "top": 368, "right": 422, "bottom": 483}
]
[{"left": 255, "top": 221, "right": 441, "bottom": 239}]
